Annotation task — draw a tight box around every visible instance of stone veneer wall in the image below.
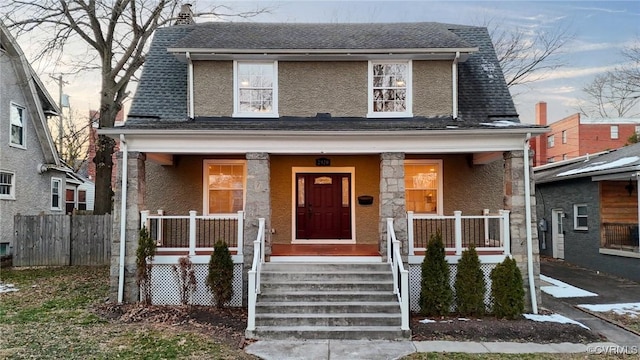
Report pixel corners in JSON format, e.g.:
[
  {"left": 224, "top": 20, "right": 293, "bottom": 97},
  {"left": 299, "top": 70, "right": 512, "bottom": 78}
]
[
  {"left": 242, "top": 153, "right": 271, "bottom": 305},
  {"left": 109, "top": 152, "right": 146, "bottom": 303},
  {"left": 379, "top": 153, "right": 407, "bottom": 256},
  {"left": 503, "top": 150, "right": 541, "bottom": 311}
]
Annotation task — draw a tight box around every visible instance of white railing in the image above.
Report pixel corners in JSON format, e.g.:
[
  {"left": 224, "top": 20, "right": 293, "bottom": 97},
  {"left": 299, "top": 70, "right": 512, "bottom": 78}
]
[
  {"left": 247, "top": 218, "right": 266, "bottom": 332},
  {"left": 386, "top": 218, "right": 410, "bottom": 331},
  {"left": 408, "top": 210, "right": 510, "bottom": 256},
  {"left": 140, "top": 210, "right": 244, "bottom": 256}
]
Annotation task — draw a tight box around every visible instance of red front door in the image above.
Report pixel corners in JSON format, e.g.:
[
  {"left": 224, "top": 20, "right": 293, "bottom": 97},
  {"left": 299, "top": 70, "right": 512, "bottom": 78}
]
[{"left": 296, "top": 173, "right": 351, "bottom": 239}]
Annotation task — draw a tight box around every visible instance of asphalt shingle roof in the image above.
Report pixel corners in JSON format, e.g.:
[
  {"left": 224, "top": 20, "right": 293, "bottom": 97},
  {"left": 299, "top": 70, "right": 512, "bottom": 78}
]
[{"left": 127, "top": 22, "right": 519, "bottom": 129}]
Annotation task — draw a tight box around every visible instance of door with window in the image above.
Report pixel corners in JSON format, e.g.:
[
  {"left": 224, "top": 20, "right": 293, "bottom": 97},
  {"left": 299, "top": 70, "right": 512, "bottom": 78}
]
[
  {"left": 295, "top": 173, "right": 351, "bottom": 240},
  {"left": 551, "top": 209, "right": 565, "bottom": 259}
]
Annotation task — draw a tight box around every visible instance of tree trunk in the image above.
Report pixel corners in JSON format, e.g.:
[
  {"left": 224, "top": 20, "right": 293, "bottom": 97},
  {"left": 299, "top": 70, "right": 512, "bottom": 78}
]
[{"left": 93, "top": 89, "right": 121, "bottom": 215}]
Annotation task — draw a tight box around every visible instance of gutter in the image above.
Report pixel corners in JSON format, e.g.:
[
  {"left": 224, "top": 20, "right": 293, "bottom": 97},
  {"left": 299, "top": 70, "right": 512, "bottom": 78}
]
[
  {"left": 524, "top": 133, "right": 538, "bottom": 314},
  {"left": 117, "top": 134, "right": 128, "bottom": 303},
  {"left": 452, "top": 51, "right": 460, "bottom": 120},
  {"left": 167, "top": 47, "right": 479, "bottom": 55}
]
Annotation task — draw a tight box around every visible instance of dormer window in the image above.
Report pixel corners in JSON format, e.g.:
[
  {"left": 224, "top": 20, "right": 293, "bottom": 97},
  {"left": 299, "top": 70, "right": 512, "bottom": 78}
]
[
  {"left": 368, "top": 61, "right": 412, "bottom": 118},
  {"left": 233, "top": 61, "right": 279, "bottom": 118}
]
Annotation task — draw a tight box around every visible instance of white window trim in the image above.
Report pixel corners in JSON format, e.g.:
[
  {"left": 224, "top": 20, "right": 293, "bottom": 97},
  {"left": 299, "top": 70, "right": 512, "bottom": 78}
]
[
  {"left": 561, "top": 130, "right": 567, "bottom": 144},
  {"left": 405, "top": 159, "right": 444, "bottom": 215},
  {"left": 232, "top": 60, "right": 279, "bottom": 118},
  {"left": 51, "top": 177, "right": 63, "bottom": 211},
  {"left": 547, "top": 134, "right": 555, "bottom": 148},
  {"left": 610, "top": 125, "right": 619, "bottom": 140},
  {"left": 9, "top": 102, "right": 26, "bottom": 149},
  {"left": 202, "top": 159, "right": 247, "bottom": 215},
  {"left": 0, "top": 170, "right": 16, "bottom": 200},
  {"left": 573, "top": 203, "right": 588, "bottom": 230},
  {"left": 367, "top": 60, "right": 413, "bottom": 118}
]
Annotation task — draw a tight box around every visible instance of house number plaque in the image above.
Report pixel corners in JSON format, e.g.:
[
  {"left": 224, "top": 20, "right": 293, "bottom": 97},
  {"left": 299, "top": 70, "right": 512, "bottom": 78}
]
[{"left": 315, "top": 157, "right": 331, "bottom": 166}]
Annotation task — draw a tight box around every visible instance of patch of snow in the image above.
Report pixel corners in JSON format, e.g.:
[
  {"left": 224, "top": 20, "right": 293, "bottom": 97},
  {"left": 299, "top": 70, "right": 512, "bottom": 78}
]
[
  {"left": 0, "top": 283, "right": 19, "bottom": 293},
  {"left": 480, "top": 120, "right": 521, "bottom": 127},
  {"left": 556, "top": 156, "right": 640, "bottom": 177},
  {"left": 540, "top": 274, "right": 598, "bottom": 298},
  {"left": 419, "top": 318, "right": 436, "bottom": 323},
  {"left": 578, "top": 303, "right": 640, "bottom": 317},
  {"left": 480, "top": 57, "right": 496, "bottom": 80},
  {"left": 524, "top": 313, "right": 590, "bottom": 330},
  {"left": 458, "top": 318, "right": 470, "bottom": 321}
]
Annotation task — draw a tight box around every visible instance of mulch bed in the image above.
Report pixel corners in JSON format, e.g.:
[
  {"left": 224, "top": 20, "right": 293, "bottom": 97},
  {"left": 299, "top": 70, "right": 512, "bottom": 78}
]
[{"left": 94, "top": 303, "right": 604, "bottom": 348}]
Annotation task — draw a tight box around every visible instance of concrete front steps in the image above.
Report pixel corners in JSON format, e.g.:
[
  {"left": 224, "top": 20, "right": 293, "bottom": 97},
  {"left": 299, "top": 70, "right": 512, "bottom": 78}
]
[{"left": 245, "top": 262, "right": 411, "bottom": 340}]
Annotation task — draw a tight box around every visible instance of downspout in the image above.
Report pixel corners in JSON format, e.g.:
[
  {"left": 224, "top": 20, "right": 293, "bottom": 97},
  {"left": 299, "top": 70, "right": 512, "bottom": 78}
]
[
  {"left": 187, "top": 51, "right": 194, "bottom": 118},
  {"left": 117, "top": 134, "right": 128, "bottom": 304},
  {"left": 524, "top": 133, "right": 538, "bottom": 314},
  {"left": 452, "top": 51, "right": 460, "bottom": 120}
]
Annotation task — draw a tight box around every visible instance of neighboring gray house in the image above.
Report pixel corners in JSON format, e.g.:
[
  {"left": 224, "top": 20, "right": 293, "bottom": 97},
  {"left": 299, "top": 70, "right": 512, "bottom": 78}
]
[
  {"left": 534, "top": 143, "right": 640, "bottom": 282},
  {"left": 101, "top": 11, "right": 548, "bottom": 339},
  {"left": 0, "top": 21, "right": 67, "bottom": 254}
]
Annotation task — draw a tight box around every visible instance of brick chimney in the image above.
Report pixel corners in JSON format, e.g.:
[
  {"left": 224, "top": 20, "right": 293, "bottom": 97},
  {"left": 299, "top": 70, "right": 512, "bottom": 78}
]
[
  {"left": 175, "top": 3, "right": 195, "bottom": 25},
  {"left": 534, "top": 102, "right": 547, "bottom": 166}
]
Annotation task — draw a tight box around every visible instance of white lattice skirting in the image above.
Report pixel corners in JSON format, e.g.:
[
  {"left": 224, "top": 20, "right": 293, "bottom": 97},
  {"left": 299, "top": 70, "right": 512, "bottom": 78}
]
[
  {"left": 409, "top": 262, "right": 498, "bottom": 312},
  {"left": 148, "top": 263, "right": 243, "bottom": 307}
]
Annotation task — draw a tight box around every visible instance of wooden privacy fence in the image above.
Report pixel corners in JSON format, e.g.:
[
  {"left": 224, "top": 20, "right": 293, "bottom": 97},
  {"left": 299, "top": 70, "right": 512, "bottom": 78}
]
[{"left": 13, "top": 214, "right": 111, "bottom": 267}]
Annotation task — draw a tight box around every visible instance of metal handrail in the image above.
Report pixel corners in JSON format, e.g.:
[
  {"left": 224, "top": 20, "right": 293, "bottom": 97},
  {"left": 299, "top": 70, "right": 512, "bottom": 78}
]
[
  {"left": 247, "top": 218, "right": 265, "bottom": 331},
  {"left": 386, "top": 218, "right": 409, "bottom": 331}
]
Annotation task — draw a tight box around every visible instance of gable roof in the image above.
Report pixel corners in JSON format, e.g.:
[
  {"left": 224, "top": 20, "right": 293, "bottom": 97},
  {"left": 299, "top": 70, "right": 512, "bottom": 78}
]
[
  {"left": 534, "top": 143, "right": 640, "bottom": 184},
  {"left": 127, "top": 22, "right": 519, "bottom": 128},
  {"left": 1, "top": 20, "right": 61, "bottom": 165}
]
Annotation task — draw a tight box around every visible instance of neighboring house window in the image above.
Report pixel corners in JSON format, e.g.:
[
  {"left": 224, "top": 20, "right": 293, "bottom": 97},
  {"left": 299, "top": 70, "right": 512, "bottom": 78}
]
[
  {"left": 78, "top": 190, "right": 87, "bottom": 210},
  {"left": 547, "top": 135, "right": 555, "bottom": 148},
  {"left": 562, "top": 154, "right": 568, "bottom": 160},
  {"left": 51, "top": 178, "right": 62, "bottom": 210},
  {"left": 66, "top": 188, "right": 76, "bottom": 214},
  {"left": 368, "top": 61, "right": 412, "bottom": 118},
  {"left": 0, "top": 171, "right": 16, "bottom": 200},
  {"left": 404, "top": 160, "right": 442, "bottom": 214},
  {"left": 203, "top": 160, "right": 246, "bottom": 214},
  {"left": 233, "top": 61, "right": 278, "bottom": 117},
  {"left": 574, "top": 204, "right": 588, "bottom": 230},
  {"left": 547, "top": 157, "right": 555, "bottom": 163},
  {"left": 10, "top": 103, "right": 26, "bottom": 148},
  {"left": 610, "top": 125, "right": 619, "bottom": 139},
  {"left": 562, "top": 130, "right": 567, "bottom": 144}
]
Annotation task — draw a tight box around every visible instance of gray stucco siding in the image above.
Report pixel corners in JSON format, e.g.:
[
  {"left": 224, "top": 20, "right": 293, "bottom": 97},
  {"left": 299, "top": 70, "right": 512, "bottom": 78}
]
[
  {"left": 413, "top": 60, "right": 452, "bottom": 117},
  {"left": 536, "top": 178, "right": 639, "bottom": 282},
  {"left": 193, "top": 61, "right": 233, "bottom": 117}
]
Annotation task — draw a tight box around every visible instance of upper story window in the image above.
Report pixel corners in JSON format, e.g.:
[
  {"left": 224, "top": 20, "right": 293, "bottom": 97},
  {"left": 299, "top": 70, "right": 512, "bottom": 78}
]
[
  {"left": 233, "top": 61, "right": 278, "bottom": 118},
  {"left": 51, "top": 178, "right": 62, "bottom": 211},
  {"left": 203, "top": 160, "right": 246, "bottom": 215},
  {"left": 547, "top": 135, "right": 555, "bottom": 148},
  {"left": 561, "top": 130, "right": 567, "bottom": 144},
  {"left": 0, "top": 171, "right": 16, "bottom": 200},
  {"left": 610, "top": 125, "right": 619, "bottom": 139},
  {"left": 10, "top": 103, "right": 26, "bottom": 148},
  {"left": 547, "top": 157, "right": 555, "bottom": 164},
  {"left": 404, "top": 160, "right": 443, "bottom": 214},
  {"left": 368, "top": 61, "right": 412, "bottom": 118}
]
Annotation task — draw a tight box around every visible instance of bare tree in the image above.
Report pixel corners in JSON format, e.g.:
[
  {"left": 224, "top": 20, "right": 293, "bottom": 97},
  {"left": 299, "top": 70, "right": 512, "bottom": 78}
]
[
  {"left": 579, "top": 39, "right": 640, "bottom": 118},
  {"left": 487, "top": 21, "right": 574, "bottom": 88},
  {"left": 52, "top": 110, "right": 91, "bottom": 173},
  {"left": 2, "top": 1, "right": 267, "bottom": 214}
]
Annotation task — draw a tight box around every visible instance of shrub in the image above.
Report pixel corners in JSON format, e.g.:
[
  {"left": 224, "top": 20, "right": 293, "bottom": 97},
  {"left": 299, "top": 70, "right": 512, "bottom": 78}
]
[
  {"left": 136, "top": 226, "right": 156, "bottom": 305},
  {"left": 420, "top": 231, "right": 453, "bottom": 316},
  {"left": 454, "top": 244, "right": 486, "bottom": 316},
  {"left": 173, "top": 256, "right": 197, "bottom": 306},
  {"left": 206, "top": 241, "right": 234, "bottom": 308},
  {"left": 490, "top": 257, "right": 525, "bottom": 319}
]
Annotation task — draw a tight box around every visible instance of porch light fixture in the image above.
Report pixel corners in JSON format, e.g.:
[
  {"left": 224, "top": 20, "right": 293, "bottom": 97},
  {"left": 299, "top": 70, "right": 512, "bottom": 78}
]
[{"left": 625, "top": 179, "right": 634, "bottom": 196}]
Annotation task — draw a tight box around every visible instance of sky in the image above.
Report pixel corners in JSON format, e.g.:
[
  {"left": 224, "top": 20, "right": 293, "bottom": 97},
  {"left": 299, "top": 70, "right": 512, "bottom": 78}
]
[{"left": 18, "top": 0, "right": 640, "bottom": 124}]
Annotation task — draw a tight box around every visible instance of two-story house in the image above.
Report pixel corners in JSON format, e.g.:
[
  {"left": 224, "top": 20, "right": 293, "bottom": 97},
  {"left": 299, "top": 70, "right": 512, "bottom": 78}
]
[
  {"left": 0, "top": 21, "right": 68, "bottom": 254},
  {"left": 101, "top": 8, "right": 547, "bottom": 339}
]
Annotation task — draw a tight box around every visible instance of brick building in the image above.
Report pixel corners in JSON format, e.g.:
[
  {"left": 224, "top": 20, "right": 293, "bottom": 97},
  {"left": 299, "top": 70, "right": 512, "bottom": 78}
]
[{"left": 531, "top": 102, "right": 640, "bottom": 167}]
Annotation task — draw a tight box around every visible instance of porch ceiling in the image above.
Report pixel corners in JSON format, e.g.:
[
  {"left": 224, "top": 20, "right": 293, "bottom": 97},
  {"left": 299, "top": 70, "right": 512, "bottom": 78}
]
[{"left": 102, "top": 128, "right": 545, "bottom": 155}]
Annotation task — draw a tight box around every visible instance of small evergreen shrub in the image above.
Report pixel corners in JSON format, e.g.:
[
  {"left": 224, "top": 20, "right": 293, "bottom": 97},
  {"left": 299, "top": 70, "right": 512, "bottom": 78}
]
[
  {"left": 490, "top": 257, "right": 525, "bottom": 319},
  {"left": 454, "top": 244, "right": 486, "bottom": 316},
  {"left": 173, "top": 256, "right": 197, "bottom": 306},
  {"left": 136, "top": 226, "right": 156, "bottom": 305},
  {"left": 420, "top": 231, "right": 453, "bottom": 316},
  {"left": 206, "top": 241, "right": 234, "bottom": 308}
]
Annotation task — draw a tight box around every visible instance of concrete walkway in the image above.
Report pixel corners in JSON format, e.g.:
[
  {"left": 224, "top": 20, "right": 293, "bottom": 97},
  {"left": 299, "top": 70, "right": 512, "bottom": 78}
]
[{"left": 245, "top": 340, "right": 620, "bottom": 359}]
